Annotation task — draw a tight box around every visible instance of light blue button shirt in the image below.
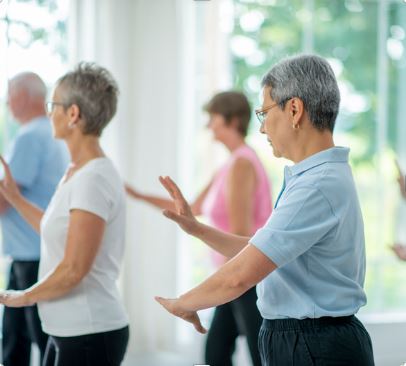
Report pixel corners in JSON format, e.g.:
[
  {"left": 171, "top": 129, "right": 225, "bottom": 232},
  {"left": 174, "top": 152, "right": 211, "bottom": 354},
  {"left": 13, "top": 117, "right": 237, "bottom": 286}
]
[
  {"left": 250, "top": 147, "right": 367, "bottom": 319},
  {"left": 1, "top": 117, "right": 69, "bottom": 260}
]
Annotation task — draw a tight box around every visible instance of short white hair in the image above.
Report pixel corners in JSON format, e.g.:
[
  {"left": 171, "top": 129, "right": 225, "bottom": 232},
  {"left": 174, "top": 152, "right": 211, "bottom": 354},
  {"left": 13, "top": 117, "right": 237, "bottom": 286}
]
[{"left": 9, "top": 72, "right": 47, "bottom": 100}]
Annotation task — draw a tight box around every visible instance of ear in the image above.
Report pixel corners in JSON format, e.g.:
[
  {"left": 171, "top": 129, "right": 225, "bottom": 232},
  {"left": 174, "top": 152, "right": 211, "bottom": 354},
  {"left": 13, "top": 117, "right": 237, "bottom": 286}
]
[
  {"left": 229, "top": 116, "right": 240, "bottom": 130},
  {"left": 67, "top": 104, "right": 81, "bottom": 124},
  {"left": 288, "top": 97, "right": 304, "bottom": 125}
]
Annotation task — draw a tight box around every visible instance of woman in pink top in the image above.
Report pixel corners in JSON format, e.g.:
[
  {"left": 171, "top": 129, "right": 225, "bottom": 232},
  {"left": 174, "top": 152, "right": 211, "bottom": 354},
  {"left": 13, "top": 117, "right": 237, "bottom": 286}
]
[{"left": 126, "top": 91, "right": 272, "bottom": 366}]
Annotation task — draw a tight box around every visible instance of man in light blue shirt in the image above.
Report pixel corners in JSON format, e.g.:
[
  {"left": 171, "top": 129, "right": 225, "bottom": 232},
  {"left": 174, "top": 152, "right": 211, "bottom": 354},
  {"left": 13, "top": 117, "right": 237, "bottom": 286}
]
[
  {"left": 154, "top": 55, "right": 374, "bottom": 366},
  {"left": 0, "top": 72, "right": 68, "bottom": 366}
]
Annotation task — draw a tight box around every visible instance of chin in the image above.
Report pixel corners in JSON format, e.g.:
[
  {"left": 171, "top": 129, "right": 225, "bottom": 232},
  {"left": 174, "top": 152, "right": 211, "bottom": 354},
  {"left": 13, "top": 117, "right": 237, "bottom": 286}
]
[{"left": 272, "top": 146, "right": 282, "bottom": 158}]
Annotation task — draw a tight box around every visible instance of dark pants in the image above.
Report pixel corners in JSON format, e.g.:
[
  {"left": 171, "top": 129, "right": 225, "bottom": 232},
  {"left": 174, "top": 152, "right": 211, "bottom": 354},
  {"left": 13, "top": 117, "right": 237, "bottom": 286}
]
[
  {"left": 2, "top": 260, "right": 48, "bottom": 366},
  {"left": 43, "top": 326, "right": 129, "bottom": 366},
  {"left": 205, "top": 286, "right": 262, "bottom": 366},
  {"left": 258, "top": 315, "right": 375, "bottom": 366}
]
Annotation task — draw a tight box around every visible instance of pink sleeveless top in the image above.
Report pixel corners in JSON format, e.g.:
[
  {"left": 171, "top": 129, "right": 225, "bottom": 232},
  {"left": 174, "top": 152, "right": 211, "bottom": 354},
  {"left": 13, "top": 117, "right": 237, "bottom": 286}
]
[{"left": 201, "top": 144, "right": 273, "bottom": 267}]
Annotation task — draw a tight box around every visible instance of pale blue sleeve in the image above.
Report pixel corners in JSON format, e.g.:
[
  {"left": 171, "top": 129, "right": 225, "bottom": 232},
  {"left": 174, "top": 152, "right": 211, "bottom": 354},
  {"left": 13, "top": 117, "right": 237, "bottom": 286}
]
[
  {"left": 8, "top": 133, "right": 42, "bottom": 188},
  {"left": 250, "top": 187, "right": 339, "bottom": 267}
]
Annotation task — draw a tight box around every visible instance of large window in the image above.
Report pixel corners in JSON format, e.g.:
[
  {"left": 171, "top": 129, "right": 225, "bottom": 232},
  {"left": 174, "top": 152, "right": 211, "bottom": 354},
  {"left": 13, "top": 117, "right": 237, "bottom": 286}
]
[{"left": 230, "top": 0, "right": 406, "bottom": 315}]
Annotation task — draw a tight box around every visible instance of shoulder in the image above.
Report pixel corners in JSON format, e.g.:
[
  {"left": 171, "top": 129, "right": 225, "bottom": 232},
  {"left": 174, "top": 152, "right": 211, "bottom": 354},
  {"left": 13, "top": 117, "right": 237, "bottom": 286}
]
[
  {"left": 74, "top": 159, "right": 123, "bottom": 192},
  {"left": 229, "top": 157, "right": 255, "bottom": 179}
]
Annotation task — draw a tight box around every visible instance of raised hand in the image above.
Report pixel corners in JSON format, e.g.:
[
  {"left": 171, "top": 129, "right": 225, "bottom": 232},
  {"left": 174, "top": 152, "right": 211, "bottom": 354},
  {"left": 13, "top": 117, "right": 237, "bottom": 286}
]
[
  {"left": 0, "top": 155, "right": 22, "bottom": 206},
  {"left": 391, "top": 244, "right": 406, "bottom": 261},
  {"left": 159, "top": 176, "right": 199, "bottom": 235},
  {"left": 155, "top": 296, "right": 207, "bottom": 334}
]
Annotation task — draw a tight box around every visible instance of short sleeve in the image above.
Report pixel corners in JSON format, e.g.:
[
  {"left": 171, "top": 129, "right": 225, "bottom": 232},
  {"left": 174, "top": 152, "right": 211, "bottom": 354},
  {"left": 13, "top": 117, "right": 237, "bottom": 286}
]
[
  {"left": 69, "top": 172, "right": 113, "bottom": 221},
  {"left": 250, "top": 187, "right": 338, "bottom": 267},
  {"left": 8, "top": 133, "right": 42, "bottom": 187}
]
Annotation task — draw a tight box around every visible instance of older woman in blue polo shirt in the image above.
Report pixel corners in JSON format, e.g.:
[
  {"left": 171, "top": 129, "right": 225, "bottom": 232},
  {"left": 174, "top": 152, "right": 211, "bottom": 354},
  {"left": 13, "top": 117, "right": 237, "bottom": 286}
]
[{"left": 155, "top": 54, "right": 374, "bottom": 365}]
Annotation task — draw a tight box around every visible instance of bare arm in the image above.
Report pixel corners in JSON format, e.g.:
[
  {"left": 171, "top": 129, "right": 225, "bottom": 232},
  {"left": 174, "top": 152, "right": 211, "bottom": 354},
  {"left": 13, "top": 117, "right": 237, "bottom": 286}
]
[
  {"left": 0, "top": 209, "right": 105, "bottom": 307},
  {"left": 126, "top": 183, "right": 175, "bottom": 210},
  {"left": 0, "top": 156, "right": 44, "bottom": 232},
  {"left": 226, "top": 158, "right": 256, "bottom": 236},
  {"left": 156, "top": 243, "right": 277, "bottom": 333},
  {"left": 160, "top": 176, "right": 249, "bottom": 257},
  {"left": 126, "top": 178, "right": 212, "bottom": 216},
  {"left": 0, "top": 192, "right": 9, "bottom": 214}
]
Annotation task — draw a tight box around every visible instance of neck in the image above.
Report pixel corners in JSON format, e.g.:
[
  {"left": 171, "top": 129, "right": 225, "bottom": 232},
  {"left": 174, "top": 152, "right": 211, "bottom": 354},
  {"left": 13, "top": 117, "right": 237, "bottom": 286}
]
[
  {"left": 223, "top": 134, "right": 246, "bottom": 152},
  {"left": 20, "top": 108, "right": 47, "bottom": 124},
  {"left": 66, "top": 134, "right": 104, "bottom": 167},
  {"left": 291, "top": 130, "right": 334, "bottom": 164}
]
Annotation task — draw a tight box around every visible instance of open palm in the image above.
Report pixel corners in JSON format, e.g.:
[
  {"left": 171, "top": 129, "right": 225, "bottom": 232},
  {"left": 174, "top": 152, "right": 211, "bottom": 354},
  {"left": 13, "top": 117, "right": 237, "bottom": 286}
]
[
  {"left": 159, "top": 176, "right": 199, "bottom": 235},
  {"left": 0, "top": 155, "right": 21, "bottom": 206}
]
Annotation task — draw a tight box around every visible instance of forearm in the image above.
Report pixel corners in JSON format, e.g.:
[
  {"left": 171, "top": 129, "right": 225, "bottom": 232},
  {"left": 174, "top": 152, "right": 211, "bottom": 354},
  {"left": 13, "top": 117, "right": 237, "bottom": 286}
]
[
  {"left": 178, "top": 244, "right": 274, "bottom": 311},
  {"left": 178, "top": 257, "right": 253, "bottom": 311},
  {"left": 25, "top": 261, "right": 83, "bottom": 304},
  {"left": 13, "top": 196, "right": 44, "bottom": 233},
  {"left": 195, "top": 222, "right": 250, "bottom": 257},
  {"left": 139, "top": 194, "right": 176, "bottom": 211}
]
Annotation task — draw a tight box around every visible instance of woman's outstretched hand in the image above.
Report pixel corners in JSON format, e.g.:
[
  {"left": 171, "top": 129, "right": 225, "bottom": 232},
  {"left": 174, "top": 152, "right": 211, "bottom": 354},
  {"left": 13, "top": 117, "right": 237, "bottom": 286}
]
[
  {"left": 159, "top": 176, "right": 200, "bottom": 236},
  {"left": 155, "top": 296, "right": 207, "bottom": 334},
  {"left": 391, "top": 244, "right": 406, "bottom": 261},
  {"left": 0, "top": 155, "right": 22, "bottom": 206}
]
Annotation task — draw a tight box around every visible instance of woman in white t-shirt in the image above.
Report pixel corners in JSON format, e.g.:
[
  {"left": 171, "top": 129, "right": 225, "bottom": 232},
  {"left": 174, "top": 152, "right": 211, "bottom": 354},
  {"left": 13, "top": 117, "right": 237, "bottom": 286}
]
[{"left": 0, "top": 63, "right": 129, "bottom": 366}]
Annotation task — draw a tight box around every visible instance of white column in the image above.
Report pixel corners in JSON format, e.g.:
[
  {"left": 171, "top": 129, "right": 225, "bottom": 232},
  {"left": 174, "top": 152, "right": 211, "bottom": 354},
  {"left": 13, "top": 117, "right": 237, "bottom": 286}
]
[{"left": 68, "top": 0, "right": 187, "bottom": 353}]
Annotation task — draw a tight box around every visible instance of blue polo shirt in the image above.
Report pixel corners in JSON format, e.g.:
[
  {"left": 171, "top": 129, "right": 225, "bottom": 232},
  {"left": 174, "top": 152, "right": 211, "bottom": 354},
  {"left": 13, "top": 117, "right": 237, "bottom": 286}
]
[
  {"left": 1, "top": 116, "right": 68, "bottom": 261},
  {"left": 250, "top": 147, "right": 367, "bottom": 320}
]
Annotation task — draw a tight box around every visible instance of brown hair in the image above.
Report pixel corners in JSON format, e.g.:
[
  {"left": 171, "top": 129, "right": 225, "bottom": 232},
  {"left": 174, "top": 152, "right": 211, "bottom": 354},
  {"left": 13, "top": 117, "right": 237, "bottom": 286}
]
[{"left": 204, "top": 91, "right": 251, "bottom": 137}]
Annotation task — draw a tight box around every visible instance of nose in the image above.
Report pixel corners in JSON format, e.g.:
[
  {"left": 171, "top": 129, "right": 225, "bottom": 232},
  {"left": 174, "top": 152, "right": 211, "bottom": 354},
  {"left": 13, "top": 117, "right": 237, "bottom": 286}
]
[{"left": 259, "top": 122, "right": 265, "bottom": 134}]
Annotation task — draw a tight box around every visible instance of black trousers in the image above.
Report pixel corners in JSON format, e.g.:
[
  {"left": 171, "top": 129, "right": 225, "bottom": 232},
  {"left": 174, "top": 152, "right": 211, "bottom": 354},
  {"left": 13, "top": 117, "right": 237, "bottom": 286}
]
[
  {"left": 43, "top": 326, "right": 129, "bottom": 366},
  {"left": 2, "top": 260, "right": 48, "bottom": 366},
  {"left": 205, "top": 286, "right": 262, "bottom": 366},
  {"left": 258, "top": 315, "right": 375, "bottom": 366}
]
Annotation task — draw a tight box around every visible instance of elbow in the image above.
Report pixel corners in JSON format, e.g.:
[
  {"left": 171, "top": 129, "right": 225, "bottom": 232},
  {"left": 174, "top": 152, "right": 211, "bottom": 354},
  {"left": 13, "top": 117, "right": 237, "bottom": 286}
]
[
  {"left": 61, "top": 262, "right": 88, "bottom": 288},
  {"left": 226, "top": 275, "right": 252, "bottom": 294}
]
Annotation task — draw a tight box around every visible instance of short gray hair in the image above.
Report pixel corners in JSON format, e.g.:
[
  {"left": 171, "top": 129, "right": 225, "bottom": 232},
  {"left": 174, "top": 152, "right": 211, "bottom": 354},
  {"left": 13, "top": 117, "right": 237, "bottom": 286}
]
[
  {"left": 9, "top": 72, "right": 47, "bottom": 100},
  {"left": 57, "top": 62, "right": 119, "bottom": 136},
  {"left": 261, "top": 54, "right": 340, "bottom": 132}
]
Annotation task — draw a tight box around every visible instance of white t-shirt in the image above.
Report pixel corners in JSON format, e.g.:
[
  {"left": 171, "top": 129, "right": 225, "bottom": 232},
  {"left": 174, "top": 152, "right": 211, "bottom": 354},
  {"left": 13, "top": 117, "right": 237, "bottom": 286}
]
[{"left": 38, "top": 157, "right": 128, "bottom": 337}]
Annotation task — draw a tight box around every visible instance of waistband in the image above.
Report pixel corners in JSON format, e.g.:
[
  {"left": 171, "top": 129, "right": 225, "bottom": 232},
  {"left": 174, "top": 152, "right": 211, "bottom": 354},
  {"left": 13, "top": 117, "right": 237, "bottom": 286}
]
[{"left": 262, "top": 315, "right": 355, "bottom": 331}]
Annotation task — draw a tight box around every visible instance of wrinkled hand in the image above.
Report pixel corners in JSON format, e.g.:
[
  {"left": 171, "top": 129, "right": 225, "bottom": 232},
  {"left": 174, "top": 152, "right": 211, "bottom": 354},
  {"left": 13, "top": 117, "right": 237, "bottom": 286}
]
[
  {"left": 0, "top": 290, "right": 32, "bottom": 308},
  {"left": 391, "top": 244, "right": 406, "bottom": 261},
  {"left": 159, "top": 176, "right": 199, "bottom": 235},
  {"left": 155, "top": 296, "right": 207, "bottom": 334},
  {"left": 0, "top": 155, "right": 22, "bottom": 206}
]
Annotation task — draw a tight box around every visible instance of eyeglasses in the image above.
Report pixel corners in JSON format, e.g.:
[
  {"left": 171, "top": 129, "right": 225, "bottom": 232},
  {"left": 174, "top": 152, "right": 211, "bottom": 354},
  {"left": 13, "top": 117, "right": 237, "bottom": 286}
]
[
  {"left": 255, "top": 103, "right": 279, "bottom": 126},
  {"left": 45, "top": 101, "right": 68, "bottom": 114}
]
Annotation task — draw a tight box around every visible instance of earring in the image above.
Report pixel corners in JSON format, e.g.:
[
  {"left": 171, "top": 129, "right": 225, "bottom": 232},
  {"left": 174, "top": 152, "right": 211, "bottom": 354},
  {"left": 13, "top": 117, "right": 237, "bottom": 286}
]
[
  {"left": 68, "top": 121, "right": 75, "bottom": 129},
  {"left": 292, "top": 124, "right": 299, "bottom": 130}
]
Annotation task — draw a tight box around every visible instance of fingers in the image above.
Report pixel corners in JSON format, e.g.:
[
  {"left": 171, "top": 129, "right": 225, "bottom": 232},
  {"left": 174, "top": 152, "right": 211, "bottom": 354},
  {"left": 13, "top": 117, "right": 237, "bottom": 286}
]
[
  {"left": 155, "top": 296, "right": 207, "bottom": 334},
  {"left": 192, "top": 314, "right": 207, "bottom": 334},
  {"left": 162, "top": 209, "right": 181, "bottom": 222},
  {"left": 159, "top": 176, "right": 187, "bottom": 202},
  {"left": 0, "top": 155, "right": 11, "bottom": 179}
]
